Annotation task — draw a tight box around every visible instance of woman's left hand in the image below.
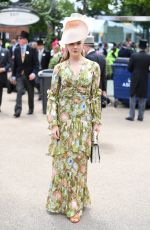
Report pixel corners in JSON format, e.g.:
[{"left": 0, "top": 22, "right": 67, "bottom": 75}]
[{"left": 93, "top": 124, "right": 101, "bottom": 133}]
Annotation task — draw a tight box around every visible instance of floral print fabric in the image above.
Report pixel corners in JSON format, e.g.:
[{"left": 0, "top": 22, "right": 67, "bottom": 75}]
[
  {"left": 46, "top": 59, "right": 101, "bottom": 217},
  {"left": 46, "top": 152, "right": 90, "bottom": 217}
]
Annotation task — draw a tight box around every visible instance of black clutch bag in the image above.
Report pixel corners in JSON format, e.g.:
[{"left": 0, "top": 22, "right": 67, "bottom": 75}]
[{"left": 90, "top": 131, "right": 100, "bottom": 163}]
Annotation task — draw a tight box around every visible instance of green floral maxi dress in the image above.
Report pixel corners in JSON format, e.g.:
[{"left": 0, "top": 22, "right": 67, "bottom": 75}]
[{"left": 46, "top": 59, "right": 101, "bottom": 218}]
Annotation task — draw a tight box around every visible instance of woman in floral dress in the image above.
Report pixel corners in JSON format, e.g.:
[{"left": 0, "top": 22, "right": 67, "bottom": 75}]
[{"left": 46, "top": 13, "right": 101, "bottom": 223}]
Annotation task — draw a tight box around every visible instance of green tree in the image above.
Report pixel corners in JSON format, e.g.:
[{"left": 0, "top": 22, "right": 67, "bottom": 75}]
[
  {"left": 116, "top": 0, "right": 150, "bottom": 40},
  {"left": 76, "top": 0, "right": 113, "bottom": 15},
  {"left": 0, "top": 0, "right": 75, "bottom": 47},
  {"left": 30, "top": 0, "right": 74, "bottom": 48},
  {"left": 0, "top": 0, "right": 9, "bottom": 8},
  {"left": 117, "top": 0, "right": 150, "bottom": 15}
]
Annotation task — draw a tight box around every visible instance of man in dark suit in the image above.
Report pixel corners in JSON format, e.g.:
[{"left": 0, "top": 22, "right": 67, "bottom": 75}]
[
  {"left": 0, "top": 39, "right": 11, "bottom": 112},
  {"left": 84, "top": 35, "right": 108, "bottom": 107},
  {"left": 7, "top": 37, "right": 19, "bottom": 94},
  {"left": 36, "top": 39, "right": 51, "bottom": 100},
  {"left": 37, "top": 40, "right": 50, "bottom": 70},
  {"left": 118, "top": 42, "right": 133, "bottom": 58},
  {"left": 9, "top": 38, "right": 19, "bottom": 58},
  {"left": 126, "top": 39, "right": 150, "bottom": 121},
  {"left": 12, "top": 31, "right": 39, "bottom": 117}
]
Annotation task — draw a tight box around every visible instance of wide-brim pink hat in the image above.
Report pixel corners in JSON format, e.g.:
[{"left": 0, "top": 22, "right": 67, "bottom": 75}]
[{"left": 60, "top": 13, "right": 89, "bottom": 45}]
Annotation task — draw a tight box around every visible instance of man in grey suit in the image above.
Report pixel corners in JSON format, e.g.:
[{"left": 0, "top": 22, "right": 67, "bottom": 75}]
[
  {"left": 0, "top": 39, "right": 11, "bottom": 112},
  {"left": 126, "top": 39, "right": 150, "bottom": 121}
]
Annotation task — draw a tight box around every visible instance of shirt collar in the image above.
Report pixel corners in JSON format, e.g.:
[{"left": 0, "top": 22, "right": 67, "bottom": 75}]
[
  {"left": 39, "top": 48, "right": 44, "bottom": 53},
  {"left": 21, "top": 44, "right": 27, "bottom": 51},
  {"left": 87, "top": 48, "right": 95, "bottom": 55}
]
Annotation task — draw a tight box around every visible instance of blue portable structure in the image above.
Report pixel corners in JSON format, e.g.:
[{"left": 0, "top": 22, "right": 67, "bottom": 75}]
[
  {"left": 112, "top": 63, "right": 131, "bottom": 107},
  {"left": 112, "top": 61, "right": 150, "bottom": 107}
]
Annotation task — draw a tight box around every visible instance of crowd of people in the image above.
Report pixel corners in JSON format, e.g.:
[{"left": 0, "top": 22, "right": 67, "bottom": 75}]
[
  {"left": 1, "top": 12, "right": 150, "bottom": 224},
  {"left": 0, "top": 28, "right": 149, "bottom": 122},
  {"left": 0, "top": 29, "right": 108, "bottom": 115},
  {"left": 0, "top": 32, "right": 53, "bottom": 114},
  {"left": 97, "top": 38, "right": 150, "bottom": 121}
]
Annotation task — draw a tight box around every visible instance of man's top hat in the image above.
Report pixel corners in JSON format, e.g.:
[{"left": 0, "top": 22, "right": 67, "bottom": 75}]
[
  {"left": 139, "top": 39, "right": 148, "bottom": 49},
  {"left": 20, "top": 31, "right": 29, "bottom": 40},
  {"left": 37, "top": 39, "right": 44, "bottom": 46}
]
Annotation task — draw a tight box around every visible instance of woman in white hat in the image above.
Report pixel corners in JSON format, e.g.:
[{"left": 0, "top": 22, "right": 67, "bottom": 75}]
[{"left": 46, "top": 13, "right": 101, "bottom": 223}]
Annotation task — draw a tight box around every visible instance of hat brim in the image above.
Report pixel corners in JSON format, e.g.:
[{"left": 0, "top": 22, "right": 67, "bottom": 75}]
[
  {"left": 60, "top": 19, "right": 89, "bottom": 45},
  {"left": 84, "top": 42, "right": 94, "bottom": 45},
  {"left": 19, "top": 36, "right": 29, "bottom": 40}
]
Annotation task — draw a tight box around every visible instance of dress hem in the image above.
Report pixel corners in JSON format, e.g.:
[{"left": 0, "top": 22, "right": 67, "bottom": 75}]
[{"left": 46, "top": 202, "right": 91, "bottom": 217}]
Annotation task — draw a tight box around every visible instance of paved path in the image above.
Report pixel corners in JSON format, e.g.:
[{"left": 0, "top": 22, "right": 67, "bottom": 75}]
[{"left": 0, "top": 90, "right": 150, "bottom": 230}]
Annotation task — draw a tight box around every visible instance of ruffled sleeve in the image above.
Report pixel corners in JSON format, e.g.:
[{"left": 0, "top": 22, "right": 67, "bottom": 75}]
[
  {"left": 91, "top": 62, "right": 102, "bottom": 125},
  {"left": 47, "top": 64, "right": 61, "bottom": 129}
]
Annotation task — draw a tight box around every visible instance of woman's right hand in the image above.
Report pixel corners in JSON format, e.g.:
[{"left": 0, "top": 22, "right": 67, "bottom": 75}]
[{"left": 51, "top": 126, "right": 60, "bottom": 140}]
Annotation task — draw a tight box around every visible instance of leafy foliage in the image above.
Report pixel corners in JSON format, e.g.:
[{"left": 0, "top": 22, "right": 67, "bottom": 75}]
[
  {"left": 30, "top": 0, "right": 74, "bottom": 48},
  {"left": 118, "top": 0, "right": 150, "bottom": 15},
  {"left": 1, "top": 0, "right": 150, "bottom": 43},
  {"left": 76, "top": 0, "right": 112, "bottom": 15},
  {"left": 114, "top": 0, "right": 150, "bottom": 40},
  {"left": 0, "top": 0, "right": 9, "bottom": 9}
]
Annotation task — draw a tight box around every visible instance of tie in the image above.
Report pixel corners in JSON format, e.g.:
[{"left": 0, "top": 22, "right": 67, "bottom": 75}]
[
  {"left": 38, "top": 50, "right": 43, "bottom": 69},
  {"left": 21, "top": 46, "right": 25, "bottom": 62}
]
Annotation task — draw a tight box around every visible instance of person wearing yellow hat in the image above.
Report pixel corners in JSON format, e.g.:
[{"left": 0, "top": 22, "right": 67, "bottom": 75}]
[{"left": 46, "top": 13, "right": 102, "bottom": 223}]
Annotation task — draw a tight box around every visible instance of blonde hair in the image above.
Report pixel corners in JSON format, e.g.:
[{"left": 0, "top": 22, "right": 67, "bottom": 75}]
[
  {"left": 60, "top": 47, "right": 70, "bottom": 62},
  {"left": 60, "top": 45, "right": 85, "bottom": 63}
]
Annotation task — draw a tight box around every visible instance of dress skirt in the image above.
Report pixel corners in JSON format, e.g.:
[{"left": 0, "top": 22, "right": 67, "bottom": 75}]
[{"left": 46, "top": 151, "right": 91, "bottom": 218}]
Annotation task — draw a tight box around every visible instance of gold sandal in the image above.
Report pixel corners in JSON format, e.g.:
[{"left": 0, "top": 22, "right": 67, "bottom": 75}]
[{"left": 69, "top": 211, "right": 82, "bottom": 223}]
